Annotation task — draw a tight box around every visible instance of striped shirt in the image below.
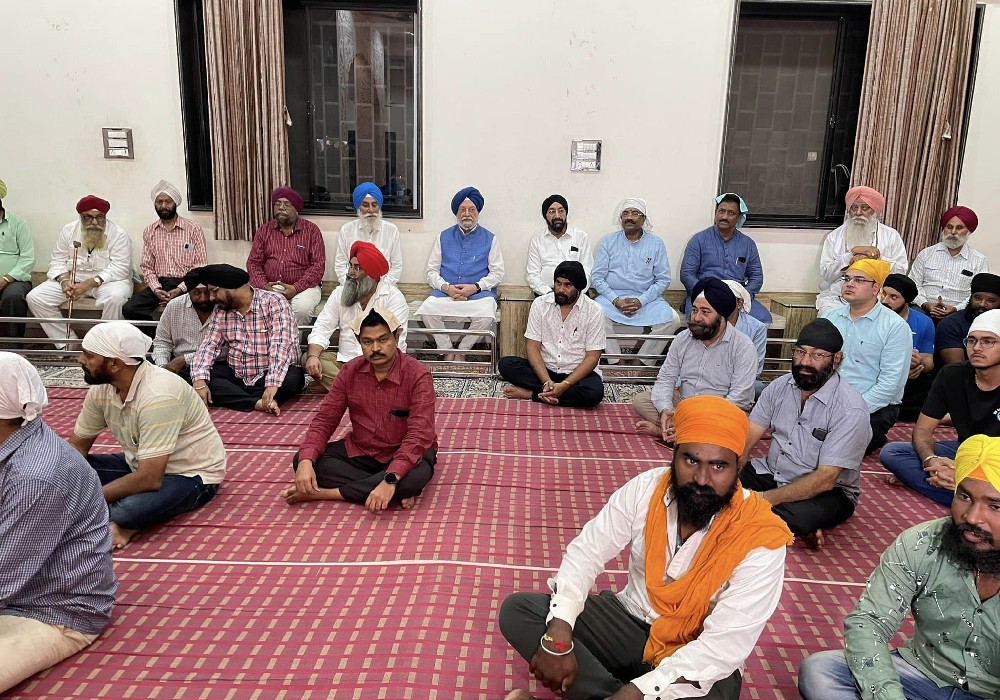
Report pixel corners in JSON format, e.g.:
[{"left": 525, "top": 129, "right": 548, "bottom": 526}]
[
  {"left": 908, "top": 242, "right": 989, "bottom": 310},
  {"left": 138, "top": 216, "right": 207, "bottom": 291},
  {"left": 0, "top": 419, "right": 116, "bottom": 635},
  {"left": 247, "top": 218, "right": 326, "bottom": 291},
  {"left": 190, "top": 289, "right": 299, "bottom": 387}
]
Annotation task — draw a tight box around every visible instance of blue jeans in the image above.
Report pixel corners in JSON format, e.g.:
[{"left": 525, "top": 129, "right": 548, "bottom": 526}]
[
  {"left": 879, "top": 440, "right": 957, "bottom": 506},
  {"left": 88, "top": 453, "right": 219, "bottom": 530},
  {"left": 799, "top": 650, "right": 981, "bottom": 700}
]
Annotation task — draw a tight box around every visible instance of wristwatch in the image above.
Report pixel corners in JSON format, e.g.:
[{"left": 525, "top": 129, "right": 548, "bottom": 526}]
[
  {"left": 474, "top": 283, "right": 482, "bottom": 294},
  {"left": 384, "top": 472, "right": 399, "bottom": 485}
]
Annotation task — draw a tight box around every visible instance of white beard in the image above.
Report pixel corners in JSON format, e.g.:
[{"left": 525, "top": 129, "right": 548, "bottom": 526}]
[
  {"left": 941, "top": 232, "right": 968, "bottom": 250},
  {"left": 359, "top": 213, "right": 382, "bottom": 238},
  {"left": 843, "top": 215, "right": 877, "bottom": 251}
]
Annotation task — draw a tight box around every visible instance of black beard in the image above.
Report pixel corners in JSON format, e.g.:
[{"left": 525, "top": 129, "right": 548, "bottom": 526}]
[
  {"left": 674, "top": 479, "right": 737, "bottom": 531},
  {"left": 82, "top": 368, "right": 110, "bottom": 385},
  {"left": 966, "top": 304, "right": 987, "bottom": 322},
  {"left": 688, "top": 317, "right": 722, "bottom": 341},
  {"left": 192, "top": 301, "right": 217, "bottom": 312},
  {"left": 156, "top": 207, "right": 177, "bottom": 221},
  {"left": 548, "top": 219, "right": 566, "bottom": 233},
  {"left": 941, "top": 519, "right": 1000, "bottom": 576},
  {"left": 554, "top": 290, "right": 578, "bottom": 306},
  {"left": 792, "top": 362, "right": 835, "bottom": 391}
]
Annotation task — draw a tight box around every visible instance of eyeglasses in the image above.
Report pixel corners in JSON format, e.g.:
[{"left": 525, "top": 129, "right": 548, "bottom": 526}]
[
  {"left": 620, "top": 209, "right": 645, "bottom": 219},
  {"left": 964, "top": 336, "right": 999, "bottom": 349},
  {"left": 273, "top": 200, "right": 295, "bottom": 210},
  {"left": 348, "top": 263, "right": 364, "bottom": 272},
  {"left": 840, "top": 275, "right": 876, "bottom": 286},
  {"left": 791, "top": 348, "right": 833, "bottom": 361},
  {"left": 81, "top": 214, "right": 106, "bottom": 223}
]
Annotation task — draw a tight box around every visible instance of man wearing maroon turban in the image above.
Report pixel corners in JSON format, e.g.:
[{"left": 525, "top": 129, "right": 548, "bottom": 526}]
[
  {"left": 815, "top": 186, "right": 908, "bottom": 313},
  {"left": 908, "top": 205, "right": 989, "bottom": 320},
  {"left": 304, "top": 240, "right": 409, "bottom": 390},
  {"left": 26, "top": 195, "right": 133, "bottom": 348}
]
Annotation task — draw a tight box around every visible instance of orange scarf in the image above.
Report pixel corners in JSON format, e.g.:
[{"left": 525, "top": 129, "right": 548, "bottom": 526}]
[{"left": 642, "top": 470, "right": 793, "bottom": 666}]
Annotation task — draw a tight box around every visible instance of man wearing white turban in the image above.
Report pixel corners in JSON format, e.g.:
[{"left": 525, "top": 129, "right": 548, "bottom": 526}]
[
  {"left": 69, "top": 322, "right": 226, "bottom": 550},
  {"left": 0, "top": 353, "right": 115, "bottom": 693},
  {"left": 122, "top": 179, "right": 207, "bottom": 334}
]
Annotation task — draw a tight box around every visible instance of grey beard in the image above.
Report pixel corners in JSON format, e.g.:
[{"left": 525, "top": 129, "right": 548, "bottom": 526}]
[
  {"left": 81, "top": 227, "right": 107, "bottom": 251},
  {"left": 359, "top": 213, "right": 382, "bottom": 237},
  {"left": 843, "top": 216, "right": 877, "bottom": 251},
  {"left": 341, "top": 275, "right": 374, "bottom": 307},
  {"left": 942, "top": 233, "right": 968, "bottom": 250}
]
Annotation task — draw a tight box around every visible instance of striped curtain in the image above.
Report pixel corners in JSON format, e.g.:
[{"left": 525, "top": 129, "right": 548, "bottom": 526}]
[
  {"left": 203, "top": 0, "right": 290, "bottom": 241},
  {"left": 851, "top": 0, "right": 976, "bottom": 259}
]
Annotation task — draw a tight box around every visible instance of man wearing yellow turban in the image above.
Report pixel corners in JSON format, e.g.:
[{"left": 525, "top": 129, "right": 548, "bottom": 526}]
[
  {"left": 820, "top": 258, "right": 912, "bottom": 453},
  {"left": 799, "top": 434, "right": 1000, "bottom": 699},
  {"left": 499, "top": 396, "right": 792, "bottom": 700}
]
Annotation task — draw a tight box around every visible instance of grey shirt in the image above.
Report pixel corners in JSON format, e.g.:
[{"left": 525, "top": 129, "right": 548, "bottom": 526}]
[
  {"left": 651, "top": 322, "right": 757, "bottom": 412},
  {"left": 748, "top": 372, "right": 871, "bottom": 504}
]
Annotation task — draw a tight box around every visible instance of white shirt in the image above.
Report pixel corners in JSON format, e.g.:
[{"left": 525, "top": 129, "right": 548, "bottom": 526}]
[
  {"left": 47, "top": 219, "right": 132, "bottom": 284},
  {"left": 525, "top": 292, "right": 605, "bottom": 375},
  {"left": 525, "top": 227, "right": 594, "bottom": 296},
  {"left": 334, "top": 219, "right": 403, "bottom": 285},
  {"left": 816, "top": 221, "right": 908, "bottom": 309},
  {"left": 908, "top": 241, "right": 989, "bottom": 309},
  {"left": 425, "top": 227, "right": 505, "bottom": 292},
  {"left": 307, "top": 279, "right": 409, "bottom": 362},
  {"left": 547, "top": 467, "right": 786, "bottom": 700}
]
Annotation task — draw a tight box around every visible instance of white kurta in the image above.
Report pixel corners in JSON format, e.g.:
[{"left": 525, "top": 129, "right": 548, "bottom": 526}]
[
  {"left": 815, "top": 221, "right": 908, "bottom": 311},
  {"left": 307, "top": 279, "right": 409, "bottom": 362},
  {"left": 333, "top": 219, "right": 403, "bottom": 285}
]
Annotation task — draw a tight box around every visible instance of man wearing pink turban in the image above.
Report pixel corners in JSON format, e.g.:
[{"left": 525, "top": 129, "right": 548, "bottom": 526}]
[
  {"left": 815, "top": 186, "right": 908, "bottom": 313},
  {"left": 908, "top": 205, "right": 989, "bottom": 320}
]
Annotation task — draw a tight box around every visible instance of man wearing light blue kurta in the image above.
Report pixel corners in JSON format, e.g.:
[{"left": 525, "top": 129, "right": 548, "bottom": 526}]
[{"left": 592, "top": 199, "right": 680, "bottom": 365}]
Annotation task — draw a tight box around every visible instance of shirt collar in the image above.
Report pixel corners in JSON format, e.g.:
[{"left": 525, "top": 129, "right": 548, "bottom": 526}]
[
  {"left": 356, "top": 351, "right": 404, "bottom": 385},
  {"left": 933, "top": 241, "right": 969, "bottom": 258},
  {"left": 121, "top": 362, "right": 152, "bottom": 405},
  {"left": 0, "top": 418, "right": 44, "bottom": 465},
  {"left": 786, "top": 371, "right": 842, "bottom": 406},
  {"left": 154, "top": 216, "right": 189, "bottom": 233}
]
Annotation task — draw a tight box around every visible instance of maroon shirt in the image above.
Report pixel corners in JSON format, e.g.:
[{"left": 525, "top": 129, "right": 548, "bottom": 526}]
[
  {"left": 247, "top": 218, "right": 326, "bottom": 291},
  {"left": 298, "top": 352, "right": 438, "bottom": 477}
]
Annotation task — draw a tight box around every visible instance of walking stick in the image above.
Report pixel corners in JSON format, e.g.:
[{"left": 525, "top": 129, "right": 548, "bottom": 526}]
[{"left": 65, "top": 241, "right": 81, "bottom": 343}]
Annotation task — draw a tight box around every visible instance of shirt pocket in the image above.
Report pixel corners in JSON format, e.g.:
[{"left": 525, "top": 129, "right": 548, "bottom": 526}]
[
  {"left": 0, "top": 232, "right": 20, "bottom": 256},
  {"left": 383, "top": 409, "right": 409, "bottom": 445}
]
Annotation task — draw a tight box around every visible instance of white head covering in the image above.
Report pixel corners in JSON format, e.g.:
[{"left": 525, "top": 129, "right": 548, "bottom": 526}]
[
  {"left": 969, "top": 309, "right": 1000, "bottom": 337},
  {"left": 150, "top": 179, "right": 182, "bottom": 206},
  {"left": 614, "top": 198, "right": 653, "bottom": 230},
  {"left": 82, "top": 322, "right": 152, "bottom": 365},
  {"left": 721, "top": 279, "right": 752, "bottom": 314},
  {"left": 0, "top": 352, "right": 48, "bottom": 423}
]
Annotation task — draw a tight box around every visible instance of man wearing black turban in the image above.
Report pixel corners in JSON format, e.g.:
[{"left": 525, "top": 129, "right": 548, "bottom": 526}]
[
  {"left": 525, "top": 194, "right": 594, "bottom": 296},
  {"left": 881, "top": 273, "right": 935, "bottom": 421},
  {"left": 934, "top": 272, "right": 1000, "bottom": 366}
]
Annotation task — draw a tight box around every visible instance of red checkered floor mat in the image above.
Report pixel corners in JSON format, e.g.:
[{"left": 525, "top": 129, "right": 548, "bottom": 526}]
[{"left": 7, "top": 392, "right": 948, "bottom": 699}]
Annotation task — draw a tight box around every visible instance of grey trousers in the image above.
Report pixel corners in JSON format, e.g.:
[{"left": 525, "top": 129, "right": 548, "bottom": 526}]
[{"left": 498, "top": 591, "right": 742, "bottom": 700}]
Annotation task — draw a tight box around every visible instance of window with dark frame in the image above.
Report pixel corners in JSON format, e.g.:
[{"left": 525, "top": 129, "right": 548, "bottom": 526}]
[{"left": 175, "top": 0, "right": 421, "bottom": 217}]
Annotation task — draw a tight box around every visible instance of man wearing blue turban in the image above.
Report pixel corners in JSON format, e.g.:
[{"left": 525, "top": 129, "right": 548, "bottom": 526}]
[
  {"left": 333, "top": 182, "right": 403, "bottom": 285},
  {"left": 416, "top": 187, "right": 505, "bottom": 361}
]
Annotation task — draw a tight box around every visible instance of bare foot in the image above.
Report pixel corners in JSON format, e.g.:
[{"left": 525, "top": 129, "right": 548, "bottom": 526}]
[
  {"left": 503, "top": 385, "right": 533, "bottom": 400},
  {"left": 635, "top": 420, "right": 661, "bottom": 437},
  {"left": 280, "top": 485, "right": 343, "bottom": 504},
  {"left": 801, "top": 529, "right": 825, "bottom": 550},
  {"left": 254, "top": 399, "right": 281, "bottom": 417},
  {"left": 504, "top": 691, "right": 537, "bottom": 700},
  {"left": 401, "top": 496, "right": 418, "bottom": 510},
  {"left": 109, "top": 522, "right": 139, "bottom": 551},
  {"left": 884, "top": 475, "right": 902, "bottom": 487}
]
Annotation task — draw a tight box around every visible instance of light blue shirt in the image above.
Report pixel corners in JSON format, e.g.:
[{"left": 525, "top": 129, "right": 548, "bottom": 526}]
[
  {"left": 820, "top": 302, "right": 912, "bottom": 412},
  {"left": 735, "top": 311, "right": 767, "bottom": 375},
  {"left": 592, "top": 230, "right": 675, "bottom": 326}
]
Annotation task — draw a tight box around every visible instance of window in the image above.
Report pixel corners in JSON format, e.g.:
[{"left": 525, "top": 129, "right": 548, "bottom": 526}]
[
  {"left": 175, "top": 0, "right": 421, "bottom": 216},
  {"left": 720, "top": 3, "right": 870, "bottom": 227}
]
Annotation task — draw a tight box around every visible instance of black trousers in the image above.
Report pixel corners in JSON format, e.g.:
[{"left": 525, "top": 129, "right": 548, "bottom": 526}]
[
  {"left": 499, "top": 591, "right": 742, "bottom": 700},
  {"left": 498, "top": 356, "right": 604, "bottom": 408},
  {"left": 868, "top": 403, "right": 900, "bottom": 454},
  {"left": 123, "top": 277, "right": 183, "bottom": 333},
  {"left": 293, "top": 439, "right": 436, "bottom": 503},
  {"left": 207, "top": 362, "right": 305, "bottom": 411},
  {"left": 740, "top": 465, "right": 855, "bottom": 535},
  {"left": 0, "top": 280, "right": 31, "bottom": 340}
]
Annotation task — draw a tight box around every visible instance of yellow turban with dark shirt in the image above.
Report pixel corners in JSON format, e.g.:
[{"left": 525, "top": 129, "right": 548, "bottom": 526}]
[
  {"left": 672, "top": 395, "right": 748, "bottom": 457},
  {"left": 846, "top": 258, "right": 891, "bottom": 286},
  {"left": 954, "top": 434, "right": 1000, "bottom": 494}
]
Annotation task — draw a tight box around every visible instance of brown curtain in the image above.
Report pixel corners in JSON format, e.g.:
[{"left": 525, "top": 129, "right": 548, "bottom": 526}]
[
  {"left": 203, "top": 1, "right": 290, "bottom": 241},
  {"left": 851, "top": 0, "right": 976, "bottom": 259}
]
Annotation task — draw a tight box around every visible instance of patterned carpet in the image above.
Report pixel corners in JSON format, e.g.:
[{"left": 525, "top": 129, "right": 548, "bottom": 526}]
[{"left": 6, "top": 390, "right": 949, "bottom": 700}]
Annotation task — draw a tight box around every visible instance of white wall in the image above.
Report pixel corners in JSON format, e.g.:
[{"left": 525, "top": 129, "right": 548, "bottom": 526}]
[{"left": 1, "top": 0, "right": 996, "bottom": 294}]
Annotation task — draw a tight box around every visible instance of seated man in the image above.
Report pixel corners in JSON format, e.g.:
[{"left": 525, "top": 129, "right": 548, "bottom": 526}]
[
  {"left": 122, "top": 180, "right": 207, "bottom": 333},
  {"left": 881, "top": 273, "right": 935, "bottom": 421},
  {"left": 910, "top": 205, "right": 988, "bottom": 321},
  {"left": 0, "top": 179, "right": 36, "bottom": 339},
  {"left": 499, "top": 395, "right": 792, "bottom": 700},
  {"left": 283, "top": 308, "right": 437, "bottom": 511},
  {"left": 934, "top": 272, "right": 1000, "bottom": 367},
  {"left": 680, "top": 193, "right": 771, "bottom": 323},
  {"left": 69, "top": 322, "right": 226, "bottom": 550},
  {"left": 741, "top": 319, "right": 871, "bottom": 550},
  {"left": 499, "top": 261, "right": 605, "bottom": 408},
  {"left": 815, "top": 186, "right": 907, "bottom": 313},
  {"left": 525, "top": 194, "right": 594, "bottom": 296},
  {"left": 27, "top": 195, "right": 132, "bottom": 347},
  {"left": 247, "top": 186, "right": 325, "bottom": 327},
  {"left": 151, "top": 277, "right": 221, "bottom": 381},
  {"left": 633, "top": 277, "right": 756, "bottom": 441},
  {"left": 881, "top": 309, "right": 1000, "bottom": 507},
  {"left": 592, "top": 198, "right": 680, "bottom": 364},
  {"left": 820, "top": 259, "right": 911, "bottom": 453},
  {"left": 188, "top": 264, "right": 305, "bottom": 415},
  {"left": 333, "top": 182, "right": 403, "bottom": 285},
  {"left": 305, "top": 241, "right": 408, "bottom": 391},
  {"left": 722, "top": 279, "right": 767, "bottom": 380},
  {"left": 799, "top": 434, "right": 1000, "bottom": 700},
  {"left": 0, "top": 353, "right": 115, "bottom": 693},
  {"left": 417, "top": 186, "right": 504, "bottom": 359}
]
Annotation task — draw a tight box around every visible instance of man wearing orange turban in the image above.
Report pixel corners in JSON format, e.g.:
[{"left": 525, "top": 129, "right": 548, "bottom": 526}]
[
  {"left": 304, "top": 241, "right": 409, "bottom": 390},
  {"left": 815, "top": 185, "right": 908, "bottom": 313},
  {"left": 799, "top": 434, "right": 1000, "bottom": 700},
  {"left": 499, "top": 395, "right": 792, "bottom": 700}
]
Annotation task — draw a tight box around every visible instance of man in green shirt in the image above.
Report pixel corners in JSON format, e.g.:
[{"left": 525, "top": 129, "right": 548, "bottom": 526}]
[
  {"left": 798, "top": 434, "right": 1000, "bottom": 700},
  {"left": 0, "top": 180, "right": 35, "bottom": 339}
]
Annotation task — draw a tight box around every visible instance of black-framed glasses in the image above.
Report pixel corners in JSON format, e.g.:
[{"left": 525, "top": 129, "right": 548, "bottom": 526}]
[
  {"left": 840, "top": 275, "right": 876, "bottom": 286},
  {"left": 791, "top": 348, "right": 833, "bottom": 361}
]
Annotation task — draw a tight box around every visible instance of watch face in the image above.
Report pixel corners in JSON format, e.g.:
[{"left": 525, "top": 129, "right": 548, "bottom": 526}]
[{"left": 384, "top": 473, "right": 398, "bottom": 485}]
